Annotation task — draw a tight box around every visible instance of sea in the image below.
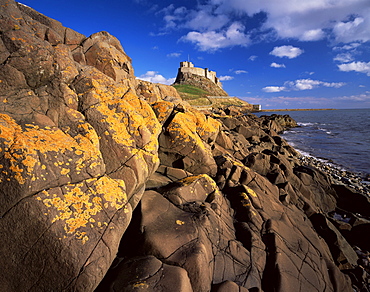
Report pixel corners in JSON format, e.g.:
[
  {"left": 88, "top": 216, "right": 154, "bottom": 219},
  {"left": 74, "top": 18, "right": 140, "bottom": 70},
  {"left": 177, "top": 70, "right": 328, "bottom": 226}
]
[{"left": 256, "top": 108, "right": 370, "bottom": 178}]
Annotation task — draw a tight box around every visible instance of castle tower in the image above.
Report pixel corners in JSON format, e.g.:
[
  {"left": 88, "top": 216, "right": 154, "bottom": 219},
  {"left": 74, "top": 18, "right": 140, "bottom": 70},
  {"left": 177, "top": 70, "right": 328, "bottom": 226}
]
[{"left": 180, "top": 61, "right": 194, "bottom": 68}]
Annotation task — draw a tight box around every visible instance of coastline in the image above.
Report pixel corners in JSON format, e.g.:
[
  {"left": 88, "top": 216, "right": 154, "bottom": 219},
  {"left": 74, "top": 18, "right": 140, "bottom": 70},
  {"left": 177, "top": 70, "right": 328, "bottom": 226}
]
[
  {"left": 298, "top": 153, "right": 370, "bottom": 196},
  {"left": 261, "top": 108, "right": 337, "bottom": 112},
  {"left": 259, "top": 109, "right": 370, "bottom": 181}
]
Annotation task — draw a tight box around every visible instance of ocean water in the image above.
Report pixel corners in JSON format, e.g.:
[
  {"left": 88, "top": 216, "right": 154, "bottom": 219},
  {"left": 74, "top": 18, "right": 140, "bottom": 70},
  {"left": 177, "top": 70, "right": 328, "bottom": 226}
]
[{"left": 256, "top": 109, "right": 370, "bottom": 177}]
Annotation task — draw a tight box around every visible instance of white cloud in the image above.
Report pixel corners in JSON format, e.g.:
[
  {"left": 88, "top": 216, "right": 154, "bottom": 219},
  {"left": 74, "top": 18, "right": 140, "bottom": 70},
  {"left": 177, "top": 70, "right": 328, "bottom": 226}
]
[
  {"left": 338, "top": 61, "right": 370, "bottom": 76},
  {"left": 300, "top": 29, "right": 326, "bottom": 41},
  {"left": 185, "top": 9, "right": 230, "bottom": 31},
  {"left": 270, "top": 45, "right": 304, "bottom": 59},
  {"left": 137, "top": 71, "right": 176, "bottom": 85},
  {"left": 270, "top": 62, "right": 286, "bottom": 68},
  {"left": 337, "top": 92, "right": 370, "bottom": 101},
  {"left": 235, "top": 70, "right": 248, "bottom": 74},
  {"left": 263, "top": 86, "right": 286, "bottom": 93},
  {"left": 289, "top": 79, "right": 346, "bottom": 90},
  {"left": 248, "top": 55, "right": 257, "bottom": 61},
  {"left": 219, "top": 75, "right": 234, "bottom": 81},
  {"left": 167, "top": 52, "right": 181, "bottom": 58},
  {"left": 181, "top": 22, "right": 250, "bottom": 51},
  {"left": 334, "top": 53, "right": 354, "bottom": 63},
  {"left": 206, "top": 0, "right": 370, "bottom": 43},
  {"left": 158, "top": 0, "right": 370, "bottom": 54},
  {"left": 333, "top": 17, "right": 370, "bottom": 43},
  {"left": 333, "top": 43, "right": 361, "bottom": 51},
  {"left": 263, "top": 78, "right": 346, "bottom": 92}
]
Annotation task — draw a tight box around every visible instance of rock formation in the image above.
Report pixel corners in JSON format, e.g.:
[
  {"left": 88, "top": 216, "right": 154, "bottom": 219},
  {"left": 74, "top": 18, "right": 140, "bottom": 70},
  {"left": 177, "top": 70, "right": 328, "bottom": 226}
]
[
  {"left": 174, "top": 68, "right": 228, "bottom": 97},
  {"left": 1, "top": 1, "right": 369, "bottom": 291}
]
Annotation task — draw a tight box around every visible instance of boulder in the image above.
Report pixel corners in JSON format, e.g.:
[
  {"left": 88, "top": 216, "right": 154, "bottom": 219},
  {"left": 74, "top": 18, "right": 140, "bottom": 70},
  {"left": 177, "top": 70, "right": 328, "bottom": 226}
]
[
  {"left": 0, "top": 1, "right": 160, "bottom": 290},
  {"left": 105, "top": 256, "right": 193, "bottom": 292},
  {"left": 159, "top": 105, "right": 220, "bottom": 176},
  {"left": 115, "top": 175, "right": 253, "bottom": 292}
]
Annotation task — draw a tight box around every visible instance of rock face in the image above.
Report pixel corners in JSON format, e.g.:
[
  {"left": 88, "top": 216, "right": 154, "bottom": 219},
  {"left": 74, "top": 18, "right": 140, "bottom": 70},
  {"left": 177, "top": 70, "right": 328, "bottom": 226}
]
[
  {"left": 174, "top": 71, "right": 229, "bottom": 96},
  {"left": 1, "top": 1, "right": 369, "bottom": 291}
]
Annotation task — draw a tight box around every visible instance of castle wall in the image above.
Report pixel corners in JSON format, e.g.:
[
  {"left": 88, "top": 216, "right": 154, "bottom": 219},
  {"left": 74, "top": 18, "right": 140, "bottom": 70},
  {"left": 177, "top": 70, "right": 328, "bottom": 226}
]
[
  {"left": 180, "top": 66, "right": 206, "bottom": 77},
  {"left": 179, "top": 62, "right": 222, "bottom": 88}
]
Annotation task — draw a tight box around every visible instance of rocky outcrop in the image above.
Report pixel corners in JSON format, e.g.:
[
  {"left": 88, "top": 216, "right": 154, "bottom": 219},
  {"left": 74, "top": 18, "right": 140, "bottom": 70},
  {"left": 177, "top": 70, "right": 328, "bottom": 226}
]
[
  {"left": 174, "top": 71, "right": 229, "bottom": 96},
  {"left": 1, "top": 1, "right": 369, "bottom": 291}
]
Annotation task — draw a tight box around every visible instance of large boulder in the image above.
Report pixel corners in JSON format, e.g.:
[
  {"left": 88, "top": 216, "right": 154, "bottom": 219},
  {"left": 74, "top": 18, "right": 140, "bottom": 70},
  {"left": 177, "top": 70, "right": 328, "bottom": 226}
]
[
  {"left": 0, "top": 1, "right": 160, "bottom": 290},
  {"left": 159, "top": 105, "right": 221, "bottom": 176},
  {"left": 110, "top": 174, "right": 253, "bottom": 292}
]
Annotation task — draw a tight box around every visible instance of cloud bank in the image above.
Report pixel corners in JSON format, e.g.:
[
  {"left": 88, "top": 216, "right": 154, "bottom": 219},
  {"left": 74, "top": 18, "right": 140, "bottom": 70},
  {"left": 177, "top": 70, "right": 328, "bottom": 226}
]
[
  {"left": 158, "top": 0, "right": 370, "bottom": 51},
  {"left": 137, "top": 71, "right": 176, "bottom": 85},
  {"left": 338, "top": 61, "right": 370, "bottom": 76},
  {"left": 181, "top": 22, "right": 250, "bottom": 51},
  {"left": 263, "top": 79, "right": 346, "bottom": 92}
]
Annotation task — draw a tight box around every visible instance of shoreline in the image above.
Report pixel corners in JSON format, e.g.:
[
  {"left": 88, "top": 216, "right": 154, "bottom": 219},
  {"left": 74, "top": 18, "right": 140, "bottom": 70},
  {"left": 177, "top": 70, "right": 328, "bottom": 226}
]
[
  {"left": 260, "top": 108, "right": 337, "bottom": 112},
  {"left": 299, "top": 153, "right": 370, "bottom": 197}
]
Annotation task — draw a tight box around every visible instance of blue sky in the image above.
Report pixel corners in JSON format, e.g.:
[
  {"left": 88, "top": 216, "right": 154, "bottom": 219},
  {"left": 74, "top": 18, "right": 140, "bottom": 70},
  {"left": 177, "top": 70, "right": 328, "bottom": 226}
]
[{"left": 19, "top": 0, "right": 370, "bottom": 109}]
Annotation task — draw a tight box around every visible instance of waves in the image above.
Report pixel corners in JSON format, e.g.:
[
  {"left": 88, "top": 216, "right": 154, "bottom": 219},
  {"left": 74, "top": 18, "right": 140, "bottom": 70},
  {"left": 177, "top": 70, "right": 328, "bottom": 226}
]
[{"left": 261, "top": 109, "right": 370, "bottom": 177}]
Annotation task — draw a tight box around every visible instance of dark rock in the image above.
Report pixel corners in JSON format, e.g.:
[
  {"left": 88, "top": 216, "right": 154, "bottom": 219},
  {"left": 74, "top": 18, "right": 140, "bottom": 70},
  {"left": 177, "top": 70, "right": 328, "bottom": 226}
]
[
  {"left": 105, "top": 255, "right": 193, "bottom": 292},
  {"left": 333, "top": 184, "right": 370, "bottom": 218},
  {"left": 310, "top": 213, "right": 358, "bottom": 270}
]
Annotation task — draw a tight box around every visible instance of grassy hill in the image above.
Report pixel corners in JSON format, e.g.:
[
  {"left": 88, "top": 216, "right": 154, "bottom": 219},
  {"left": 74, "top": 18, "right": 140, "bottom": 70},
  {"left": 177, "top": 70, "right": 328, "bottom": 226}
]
[
  {"left": 172, "top": 84, "right": 252, "bottom": 109},
  {"left": 172, "top": 84, "right": 212, "bottom": 106}
]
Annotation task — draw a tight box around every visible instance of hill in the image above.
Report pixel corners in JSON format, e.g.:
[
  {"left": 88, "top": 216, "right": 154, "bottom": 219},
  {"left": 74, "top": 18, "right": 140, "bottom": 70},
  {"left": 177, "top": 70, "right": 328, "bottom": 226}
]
[{"left": 173, "top": 83, "right": 253, "bottom": 110}]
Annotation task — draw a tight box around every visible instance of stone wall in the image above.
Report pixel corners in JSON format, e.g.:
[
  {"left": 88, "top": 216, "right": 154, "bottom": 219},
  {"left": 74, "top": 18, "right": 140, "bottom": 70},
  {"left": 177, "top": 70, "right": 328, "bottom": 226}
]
[{"left": 178, "top": 62, "right": 222, "bottom": 88}]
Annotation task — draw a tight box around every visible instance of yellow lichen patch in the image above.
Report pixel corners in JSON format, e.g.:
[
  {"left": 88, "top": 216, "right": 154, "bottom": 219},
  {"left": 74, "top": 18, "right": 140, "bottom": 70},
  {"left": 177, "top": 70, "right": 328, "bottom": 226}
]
[
  {"left": 167, "top": 112, "right": 209, "bottom": 153},
  {"left": 132, "top": 282, "right": 149, "bottom": 289},
  {"left": 240, "top": 192, "right": 251, "bottom": 207},
  {"left": 37, "top": 176, "right": 128, "bottom": 244},
  {"left": 94, "top": 176, "right": 127, "bottom": 210},
  {"left": 0, "top": 114, "right": 102, "bottom": 185},
  {"left": 60, "top": 168, "right": 70, "bottom": 175},
  {"left": 179, "top": 174, "right": 208, "bottom": 186},
  {"left": 151, "top": 101, "right": 173, "bottom": 124},
  {"left": 179, "top": 174, "right": 222, "bottom": 198},
  {"left": 187, "top": 107, "right": 221, "bottom": 141},
  {"left": 82, "top": 77, "right": 161, "bottom": 168},
  {"left": 176, "top": 220, "right": 185, "bottom": 225},
  {"left": 245, "top": 186, "right": 257, "bottom": 198}
]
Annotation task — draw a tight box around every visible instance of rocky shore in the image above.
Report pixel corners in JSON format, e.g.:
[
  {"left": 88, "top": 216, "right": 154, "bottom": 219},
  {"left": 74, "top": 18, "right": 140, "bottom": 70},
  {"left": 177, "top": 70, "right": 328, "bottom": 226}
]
[
  {"left": 300, "top": 155, "right": 370, "bottom": 197},
  {"left": 1, "top": 1, "right": 370, "bottom": 291}
]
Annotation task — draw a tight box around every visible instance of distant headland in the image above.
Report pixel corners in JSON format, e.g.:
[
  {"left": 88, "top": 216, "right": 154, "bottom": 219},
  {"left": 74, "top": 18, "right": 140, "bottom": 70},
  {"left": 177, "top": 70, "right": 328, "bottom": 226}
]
[{"left": 261, "top": 108, "right": 337, "bottom": 112}]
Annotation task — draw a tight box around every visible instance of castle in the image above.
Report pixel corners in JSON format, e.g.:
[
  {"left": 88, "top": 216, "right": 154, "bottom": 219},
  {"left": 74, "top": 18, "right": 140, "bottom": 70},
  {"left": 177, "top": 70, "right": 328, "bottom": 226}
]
[{"left": 178, "top": 61, "right": 223, "bottom": 88}]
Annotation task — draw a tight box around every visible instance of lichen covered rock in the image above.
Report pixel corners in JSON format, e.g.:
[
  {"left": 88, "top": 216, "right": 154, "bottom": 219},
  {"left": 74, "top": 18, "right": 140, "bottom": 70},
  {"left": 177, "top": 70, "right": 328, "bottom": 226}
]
[{"left": 1, "top": 1, "right": 369, "bottom": 291}]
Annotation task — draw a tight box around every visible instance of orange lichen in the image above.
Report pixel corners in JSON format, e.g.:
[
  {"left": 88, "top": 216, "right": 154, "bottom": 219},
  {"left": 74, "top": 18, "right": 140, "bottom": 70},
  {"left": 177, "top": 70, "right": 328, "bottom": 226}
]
[
  {"left": 151, "top": 101, "right": 173, "bottom": 124},
  {"left": 167, "top": 112, "right": 212, "bottom": 155},
  {"left": 244, "top": 186, "right": 257, "bottom": 198},
  {"left": 0, "top": 113, "right": 102, "bottom": 185},
  {"left": 79, "top": 73, "right": 161, "bottom": 168},
  {"left": 37, "top": 176, "right": 128, "bottom": 244},
  {"left": 176, "top": 220, "right": 185, "bottom": 225}
]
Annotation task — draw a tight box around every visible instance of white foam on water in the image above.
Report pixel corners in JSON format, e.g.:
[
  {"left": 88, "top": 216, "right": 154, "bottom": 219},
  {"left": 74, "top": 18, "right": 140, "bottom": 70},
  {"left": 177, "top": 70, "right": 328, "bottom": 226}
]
[{"left": 298, "top": 122, "right": 314, "bottom": 127}]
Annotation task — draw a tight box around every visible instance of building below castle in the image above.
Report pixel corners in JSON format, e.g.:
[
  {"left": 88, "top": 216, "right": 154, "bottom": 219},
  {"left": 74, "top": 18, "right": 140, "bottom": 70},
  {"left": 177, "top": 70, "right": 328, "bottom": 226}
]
[{"left": 178, "top": 61, "right": 223, "bottom": 88}]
